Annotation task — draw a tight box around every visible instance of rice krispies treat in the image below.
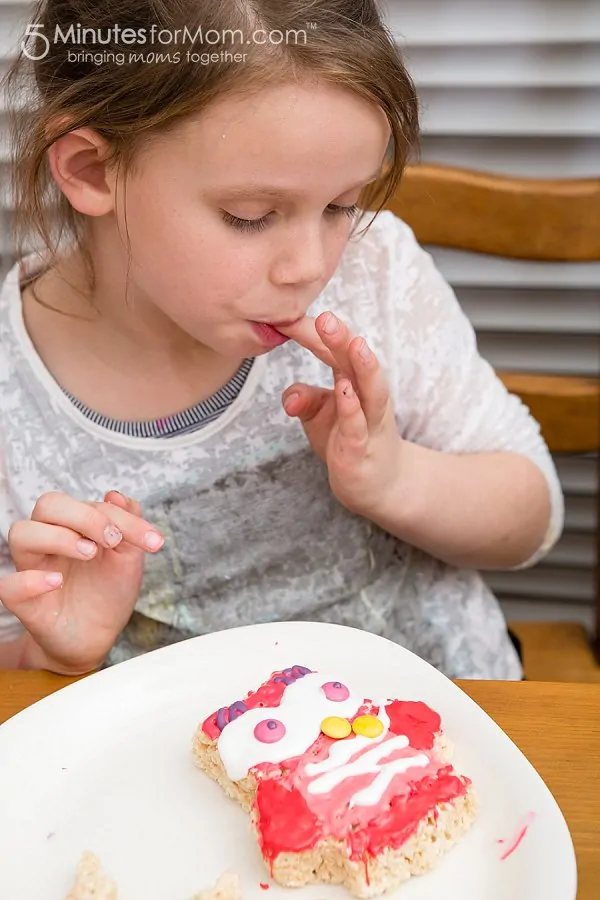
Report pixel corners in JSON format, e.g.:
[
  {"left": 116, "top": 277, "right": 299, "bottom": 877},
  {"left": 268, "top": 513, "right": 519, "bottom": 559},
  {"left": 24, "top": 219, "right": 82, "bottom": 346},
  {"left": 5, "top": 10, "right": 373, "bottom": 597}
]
[
  {"left": 65, "top": 853, "right": 117, "bottom": 900},
  {"left": 65, "top": 854, "right": 241, "bottom": 900},
  {"left": 193, "top": 665, "right": 477, "bottom": 898}
]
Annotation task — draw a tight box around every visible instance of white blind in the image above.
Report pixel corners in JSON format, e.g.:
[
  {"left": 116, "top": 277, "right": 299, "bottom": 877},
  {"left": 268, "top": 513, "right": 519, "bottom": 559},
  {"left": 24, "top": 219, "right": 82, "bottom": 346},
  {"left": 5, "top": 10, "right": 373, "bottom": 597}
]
[
  {"left": 0, "top": 1, "right": 598, "bottom": 628},
  {"left": 386, "top": 0, "right": 600, "bottom": 631}
]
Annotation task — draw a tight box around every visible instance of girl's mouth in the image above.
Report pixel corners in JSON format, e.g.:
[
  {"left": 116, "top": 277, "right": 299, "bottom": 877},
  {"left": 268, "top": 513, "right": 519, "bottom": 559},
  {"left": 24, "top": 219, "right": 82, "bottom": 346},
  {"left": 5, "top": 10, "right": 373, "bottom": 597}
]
[{"left": 250, "top": 321, "right": 291, "bottom": 348}]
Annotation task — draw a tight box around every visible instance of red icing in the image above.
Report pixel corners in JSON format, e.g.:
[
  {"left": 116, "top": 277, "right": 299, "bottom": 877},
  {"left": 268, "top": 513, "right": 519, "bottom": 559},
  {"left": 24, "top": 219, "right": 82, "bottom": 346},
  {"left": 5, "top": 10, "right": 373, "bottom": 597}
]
[
  {"left": 385, "top": 700, "right": 441, "bottom": 749},
  {"left": 256, "top": 779, "right": 322, "bottom": 860},
  {"left": 259, "top": 884, "right": 270, "bottom": 890},
  {"left": 498, "top": 812, "right": 535, "bottom": 860},
  {"left": 346, "top": 766, "right": 468, "bottom": 858},
  {"left": 202, "top": 673, "right": 293, "bottom": 739}
]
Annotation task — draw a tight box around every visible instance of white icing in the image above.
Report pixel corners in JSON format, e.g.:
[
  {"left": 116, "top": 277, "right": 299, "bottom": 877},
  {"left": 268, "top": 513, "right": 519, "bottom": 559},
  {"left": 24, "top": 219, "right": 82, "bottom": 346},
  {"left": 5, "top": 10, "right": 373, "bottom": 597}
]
[
  {"left": 307, "top": 734, "right": 414, "bottom": 795},
  {"left": 305, "top": 701, "right": 429, "bottom": 809},
  {"left": 349, "top": 753, "right": 430, "bottom": 807},
  {"left": 305, "top": 701, "right": 393, "bottom": 776},
  {"left": 216, "top": 672, "right": 363, "bottom": 781}
]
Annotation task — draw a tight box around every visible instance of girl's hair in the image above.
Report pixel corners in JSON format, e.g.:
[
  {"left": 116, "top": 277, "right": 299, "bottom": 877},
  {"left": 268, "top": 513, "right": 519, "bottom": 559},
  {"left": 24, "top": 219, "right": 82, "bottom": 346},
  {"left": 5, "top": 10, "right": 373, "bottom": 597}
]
[{"left": 3, "top": 0, "right": 419, "bottom": 290}]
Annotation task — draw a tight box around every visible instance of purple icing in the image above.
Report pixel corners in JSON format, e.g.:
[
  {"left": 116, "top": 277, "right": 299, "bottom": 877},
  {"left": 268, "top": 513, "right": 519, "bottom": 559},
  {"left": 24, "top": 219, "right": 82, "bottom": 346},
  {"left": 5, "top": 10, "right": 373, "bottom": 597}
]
[
  {"left": 216, "top": 707, "right": 229, "bottom": 731},
  {"left": 228, "top": 700, "right": 247, "bottom": 721},
  {"left": 214, "top": 665, "right": 312, "bottom": 734},
  {"left": 292, "top": 665, "right": 312, "bottom": 677},
  {"left": 273, "top": 664, "right": 311, "bottom": 685}
]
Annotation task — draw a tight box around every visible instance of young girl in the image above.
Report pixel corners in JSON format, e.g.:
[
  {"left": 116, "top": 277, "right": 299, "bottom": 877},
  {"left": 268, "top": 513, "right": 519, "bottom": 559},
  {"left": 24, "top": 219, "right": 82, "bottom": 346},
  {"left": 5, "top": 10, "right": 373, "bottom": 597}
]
[{"left": 0, "top": 0, "right": 562, "bottom": 680}]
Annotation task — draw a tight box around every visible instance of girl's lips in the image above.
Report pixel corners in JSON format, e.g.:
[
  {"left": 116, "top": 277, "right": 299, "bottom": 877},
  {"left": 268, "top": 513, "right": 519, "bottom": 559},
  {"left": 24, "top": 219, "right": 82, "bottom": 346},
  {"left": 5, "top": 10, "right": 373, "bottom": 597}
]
[{"left": 250, "top": 321, "right": 291, "bottom": 348}]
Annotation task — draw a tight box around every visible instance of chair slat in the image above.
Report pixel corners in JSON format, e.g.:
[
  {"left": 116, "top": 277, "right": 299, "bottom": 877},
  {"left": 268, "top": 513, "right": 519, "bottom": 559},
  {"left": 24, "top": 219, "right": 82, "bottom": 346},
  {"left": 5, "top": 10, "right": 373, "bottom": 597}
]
[
  {"left": 386, "top": 164, "right": 600, "bottom": 261},
  {"left": 498, "top": 373, "right": 599, "bottom": 453}
]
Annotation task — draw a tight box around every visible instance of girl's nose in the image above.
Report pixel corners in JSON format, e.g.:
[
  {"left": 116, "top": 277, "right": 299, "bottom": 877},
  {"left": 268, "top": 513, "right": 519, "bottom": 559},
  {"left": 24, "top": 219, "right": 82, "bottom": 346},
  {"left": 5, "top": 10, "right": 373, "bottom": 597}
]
[{"left": 270, "top": 226, "right": 327, "bottom": 288}]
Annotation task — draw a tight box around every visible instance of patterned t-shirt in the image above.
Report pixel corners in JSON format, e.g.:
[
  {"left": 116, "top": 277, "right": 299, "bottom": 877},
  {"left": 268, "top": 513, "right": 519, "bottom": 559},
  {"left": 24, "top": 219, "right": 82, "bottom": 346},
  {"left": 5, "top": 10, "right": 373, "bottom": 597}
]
[{"left": 0, "top": 212, "right": 564, "bottom": 679}]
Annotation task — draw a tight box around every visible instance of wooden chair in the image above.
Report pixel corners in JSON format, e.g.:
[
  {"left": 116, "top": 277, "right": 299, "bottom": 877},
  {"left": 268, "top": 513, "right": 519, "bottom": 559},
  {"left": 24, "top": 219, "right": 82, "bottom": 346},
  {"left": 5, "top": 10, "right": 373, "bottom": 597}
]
[{"left": 384, "top": 164, "right": 600, "bottom": 681}]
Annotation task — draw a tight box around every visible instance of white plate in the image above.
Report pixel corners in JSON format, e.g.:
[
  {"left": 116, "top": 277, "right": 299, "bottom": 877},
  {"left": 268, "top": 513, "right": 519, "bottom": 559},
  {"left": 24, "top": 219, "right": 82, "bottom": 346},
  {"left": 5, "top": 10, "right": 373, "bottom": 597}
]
[{"left": 0, "top": 622, "right": 576, "bottom": 900}]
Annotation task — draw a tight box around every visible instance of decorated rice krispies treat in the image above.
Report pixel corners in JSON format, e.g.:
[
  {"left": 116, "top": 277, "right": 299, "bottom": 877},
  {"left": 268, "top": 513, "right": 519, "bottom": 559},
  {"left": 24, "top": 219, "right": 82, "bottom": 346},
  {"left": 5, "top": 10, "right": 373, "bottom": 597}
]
[{"left": 193, "top": 664, "right": 477, "bottom": 898}]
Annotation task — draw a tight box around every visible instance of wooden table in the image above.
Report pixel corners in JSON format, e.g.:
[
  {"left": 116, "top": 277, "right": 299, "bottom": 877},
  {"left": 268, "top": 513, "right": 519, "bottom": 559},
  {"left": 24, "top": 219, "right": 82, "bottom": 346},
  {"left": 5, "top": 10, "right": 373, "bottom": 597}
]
[{"left": 1, "top": 674, "right": 599, "bottom": 898}]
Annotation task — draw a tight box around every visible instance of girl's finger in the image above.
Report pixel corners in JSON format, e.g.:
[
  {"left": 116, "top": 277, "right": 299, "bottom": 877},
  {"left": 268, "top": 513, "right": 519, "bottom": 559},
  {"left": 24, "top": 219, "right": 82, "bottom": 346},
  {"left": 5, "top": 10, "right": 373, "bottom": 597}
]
[
  {"left": 275, "top": 317, "right": 340, "bottom": 371},
  {"left": 333, "top": 379, "right": 369, "bottom": 455},
  {"left": 282, "top": 383, "right": 332, "bottom": 422},
  {"left": 313, "top": 311, "right": 357, "bottom": 377},
  {"left": 31, "top": 491, "right": 163, "bottom": 553},
  {"left": 8, "top": 520, "right": 102, "bottom": 564},
  {"left": 104, "top": 490, "right": 128, "bottom": 509},
  {"left": 0, "top": 569, "right": 63, "bottom": 613},
  {"left": 104, "top": 490, "right": 143, "bottom": 518},
  {"left": 347, "top": 336, "right": 391, "bottom": 429}
]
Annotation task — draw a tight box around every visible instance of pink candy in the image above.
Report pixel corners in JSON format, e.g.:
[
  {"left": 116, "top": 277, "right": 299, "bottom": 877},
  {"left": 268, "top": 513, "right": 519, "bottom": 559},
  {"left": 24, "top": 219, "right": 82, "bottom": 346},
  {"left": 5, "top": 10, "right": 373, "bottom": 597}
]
[
  {"left": 321, "top": 681, "right": 350, "bottom": 702},
  {"left": 254, "top": 718, "right": 287, "bottom": 743}
]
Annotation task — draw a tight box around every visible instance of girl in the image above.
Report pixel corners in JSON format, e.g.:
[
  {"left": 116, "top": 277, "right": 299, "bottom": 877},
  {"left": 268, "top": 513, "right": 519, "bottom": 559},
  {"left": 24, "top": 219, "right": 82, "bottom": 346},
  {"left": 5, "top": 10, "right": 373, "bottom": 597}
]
[{"left": 0, "top": 0, "right": 562, "bottom": 679}]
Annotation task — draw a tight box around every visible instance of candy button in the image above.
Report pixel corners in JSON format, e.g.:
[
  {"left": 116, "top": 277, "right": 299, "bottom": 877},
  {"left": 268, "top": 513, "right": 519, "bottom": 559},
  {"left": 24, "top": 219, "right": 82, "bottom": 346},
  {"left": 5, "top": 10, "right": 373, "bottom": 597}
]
[
  {"left": 352, "top": 715, "right": 384, "bottom": 738},
  {"left": 321, "top": 681, "right": 350, "bottom": 702},
  {"left": 321, "top": 716, "right": 352, "bottom": 739},
  {"left": 254, "top": 719, "right": 286, "bottom": 743}
]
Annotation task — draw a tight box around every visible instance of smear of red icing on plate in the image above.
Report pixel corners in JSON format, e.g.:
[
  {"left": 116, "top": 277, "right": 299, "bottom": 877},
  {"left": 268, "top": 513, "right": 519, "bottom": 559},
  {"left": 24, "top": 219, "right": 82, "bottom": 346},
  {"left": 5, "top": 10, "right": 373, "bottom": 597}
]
[
  {"left": 498, "top": 812, "right": 536, "bottom": 860},
  {"left": 259, "top": 883, "right": 270, "bottom": 890}
]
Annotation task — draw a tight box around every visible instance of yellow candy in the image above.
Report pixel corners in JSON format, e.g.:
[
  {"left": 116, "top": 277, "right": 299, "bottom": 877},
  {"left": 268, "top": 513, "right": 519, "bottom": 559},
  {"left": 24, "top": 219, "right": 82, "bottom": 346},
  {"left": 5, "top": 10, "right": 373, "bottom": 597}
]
[
  {"left": 321, "top": 716, "right": 352, "bottom": 740},
  {"left": 352, "top": 715, "right": 384, "bottom": 739}
]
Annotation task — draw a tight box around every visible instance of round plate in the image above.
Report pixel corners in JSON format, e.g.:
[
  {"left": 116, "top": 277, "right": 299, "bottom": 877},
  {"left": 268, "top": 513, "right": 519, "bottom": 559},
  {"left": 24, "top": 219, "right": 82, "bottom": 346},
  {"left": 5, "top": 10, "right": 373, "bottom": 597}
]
[{"left": 0, "top": 622, "right": 577, "bottom": 899}]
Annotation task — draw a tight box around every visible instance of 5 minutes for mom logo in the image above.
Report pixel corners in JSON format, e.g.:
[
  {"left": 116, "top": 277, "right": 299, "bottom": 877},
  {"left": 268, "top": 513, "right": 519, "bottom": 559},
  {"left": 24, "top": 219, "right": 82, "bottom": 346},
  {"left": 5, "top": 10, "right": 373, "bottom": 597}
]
[{"left": 21, "top": 22, "right": 315, "bottom": 61}]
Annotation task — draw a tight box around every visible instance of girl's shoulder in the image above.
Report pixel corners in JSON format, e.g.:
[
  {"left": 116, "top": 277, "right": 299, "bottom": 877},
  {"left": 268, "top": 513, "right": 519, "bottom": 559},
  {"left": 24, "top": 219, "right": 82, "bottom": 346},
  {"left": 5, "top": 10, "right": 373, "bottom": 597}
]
[
  {"left": 0, "top": 253, "right": 46, "bottom": 318},
  {"left": 343, "top": 209, "right": 418, "bottom": 276},
  {"left": 313, "top": 210, "right": 426, "bottom": 341}
]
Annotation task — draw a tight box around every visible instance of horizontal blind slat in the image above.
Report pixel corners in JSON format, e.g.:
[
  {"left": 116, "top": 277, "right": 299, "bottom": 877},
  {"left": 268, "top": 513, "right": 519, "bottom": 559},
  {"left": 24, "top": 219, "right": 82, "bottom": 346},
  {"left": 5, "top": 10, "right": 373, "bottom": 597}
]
[{"left": 387, "top": 0, "right": 600, "bottom": 46}]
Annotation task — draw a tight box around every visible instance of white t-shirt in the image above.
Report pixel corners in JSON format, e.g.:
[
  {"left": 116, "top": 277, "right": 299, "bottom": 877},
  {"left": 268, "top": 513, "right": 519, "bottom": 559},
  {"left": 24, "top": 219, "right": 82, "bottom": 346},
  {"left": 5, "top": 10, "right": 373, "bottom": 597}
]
[{"left": 0, "top": 211, "right": 564, "bottom": 678}]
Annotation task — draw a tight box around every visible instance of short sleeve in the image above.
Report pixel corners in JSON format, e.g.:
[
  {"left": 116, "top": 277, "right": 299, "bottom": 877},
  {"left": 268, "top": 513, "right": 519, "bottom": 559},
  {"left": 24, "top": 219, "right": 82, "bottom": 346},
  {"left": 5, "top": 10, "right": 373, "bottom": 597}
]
[{"left": 386, "top": 216, "right": 564, "bottom": 569}]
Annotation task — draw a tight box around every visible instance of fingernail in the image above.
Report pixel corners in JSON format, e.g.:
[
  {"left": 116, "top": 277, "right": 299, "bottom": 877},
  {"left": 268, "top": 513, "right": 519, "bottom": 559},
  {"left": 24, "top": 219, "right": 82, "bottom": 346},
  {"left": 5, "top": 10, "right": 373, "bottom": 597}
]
[
  {"left": 284, "top": 392, "right": 300, "bottom": 413},
  {"left": 359, "top": 339, "right": 371, "bottom": 360},
  {"left": 77, "top": 539, "right": 97, "bottom": 557},
  {"left": 104, "top": 525, "right": 122, "bottom": 547},
  {"left": 322, "top": 313, "right": 339, "bottom": 334},
  {"left": 144, "top": 531, "right": 164, "bottom": 551},
  {"left": 45, "top": 572, "right": 63, "bottom": 588}
]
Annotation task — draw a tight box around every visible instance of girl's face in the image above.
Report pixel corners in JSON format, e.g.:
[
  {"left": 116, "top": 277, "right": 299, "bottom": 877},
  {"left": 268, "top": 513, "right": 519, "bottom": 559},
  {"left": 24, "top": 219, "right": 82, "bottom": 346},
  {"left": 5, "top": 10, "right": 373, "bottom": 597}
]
[{"left": 112, "top": 80, "right": 390, "bottom": 357}]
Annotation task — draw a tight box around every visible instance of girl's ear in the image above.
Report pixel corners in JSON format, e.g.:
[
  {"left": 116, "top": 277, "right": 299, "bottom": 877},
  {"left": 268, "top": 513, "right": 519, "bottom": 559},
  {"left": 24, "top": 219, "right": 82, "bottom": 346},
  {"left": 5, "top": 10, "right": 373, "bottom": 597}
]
[{"left": 46, "top": 126, "right": 117, "bottom": 217}]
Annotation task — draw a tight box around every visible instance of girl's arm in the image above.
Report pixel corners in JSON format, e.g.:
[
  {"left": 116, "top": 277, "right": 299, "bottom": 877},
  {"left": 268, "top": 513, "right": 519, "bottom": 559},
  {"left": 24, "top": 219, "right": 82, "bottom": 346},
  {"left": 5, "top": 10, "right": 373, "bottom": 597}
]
[
  {"left": 281, "top": 214, "right": 563, "bottom": 572},
  {"left": 369, "top": 441, "right": 553, "bottom": 570},
  {"left": 376, "top": 217, "right": 563, "bottom": 570}
]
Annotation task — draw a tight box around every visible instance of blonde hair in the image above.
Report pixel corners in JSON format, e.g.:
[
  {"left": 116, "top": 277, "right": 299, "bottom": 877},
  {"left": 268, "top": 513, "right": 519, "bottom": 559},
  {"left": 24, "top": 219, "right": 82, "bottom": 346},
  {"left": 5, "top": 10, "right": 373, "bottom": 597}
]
[{"left": 3, "top": 0, "right": 419, "bottom": 292}]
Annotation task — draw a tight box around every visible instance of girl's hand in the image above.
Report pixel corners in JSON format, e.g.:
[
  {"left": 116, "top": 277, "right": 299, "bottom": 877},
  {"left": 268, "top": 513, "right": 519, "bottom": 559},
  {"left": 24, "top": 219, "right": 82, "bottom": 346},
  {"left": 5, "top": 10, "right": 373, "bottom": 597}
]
[
  {"left": 0, "top": 490, "right": 164, "bottom": 674},
  {"left": 278, "top": 312, "right": 403, "bottom": 518}
]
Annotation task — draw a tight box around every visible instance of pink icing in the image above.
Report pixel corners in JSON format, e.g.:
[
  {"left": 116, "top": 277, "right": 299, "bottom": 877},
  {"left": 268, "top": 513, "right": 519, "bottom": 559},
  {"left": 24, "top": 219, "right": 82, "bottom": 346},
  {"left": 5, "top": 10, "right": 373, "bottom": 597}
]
[
  {"left": 321, "top": 681, "right": 350, "bottom": 702},
  {"left": 254, "top": 719, "right": 287, "bottom": 744}
]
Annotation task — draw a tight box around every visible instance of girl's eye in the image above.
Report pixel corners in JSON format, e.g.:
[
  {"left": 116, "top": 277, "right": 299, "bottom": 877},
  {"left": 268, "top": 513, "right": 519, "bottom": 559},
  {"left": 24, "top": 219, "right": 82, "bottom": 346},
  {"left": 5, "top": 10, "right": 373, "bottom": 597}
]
[
  {"left": 222, "top": 211, "right": 270, "bottom": 233},
  {"left": 222, "top": 204, "right": 359, "bottom": 234},
  {"left": 325, "top": 203, "right": 359, "bottom": 220}
]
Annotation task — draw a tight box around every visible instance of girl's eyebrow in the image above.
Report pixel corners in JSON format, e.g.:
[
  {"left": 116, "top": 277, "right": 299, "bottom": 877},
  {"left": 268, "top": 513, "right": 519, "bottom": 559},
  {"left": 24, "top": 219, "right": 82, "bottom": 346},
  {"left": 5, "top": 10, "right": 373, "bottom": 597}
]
[{"left": 215, "top": 171, "right": 382, "bottom": 201}]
